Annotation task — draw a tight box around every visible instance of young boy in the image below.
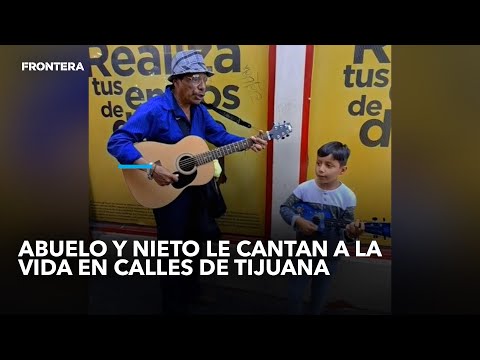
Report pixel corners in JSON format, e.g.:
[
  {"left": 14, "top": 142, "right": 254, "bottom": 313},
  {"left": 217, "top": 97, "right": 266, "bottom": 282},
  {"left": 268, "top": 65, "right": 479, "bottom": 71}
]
[{"left": 279, "top": 141, "right": 364, "bottom": 315}]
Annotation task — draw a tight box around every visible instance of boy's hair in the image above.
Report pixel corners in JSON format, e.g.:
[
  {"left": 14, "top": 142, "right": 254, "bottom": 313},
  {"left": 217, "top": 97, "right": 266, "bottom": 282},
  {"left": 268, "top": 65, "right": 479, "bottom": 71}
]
[{"left": 317, "top": 141, "right": 350, "bottom": 166}]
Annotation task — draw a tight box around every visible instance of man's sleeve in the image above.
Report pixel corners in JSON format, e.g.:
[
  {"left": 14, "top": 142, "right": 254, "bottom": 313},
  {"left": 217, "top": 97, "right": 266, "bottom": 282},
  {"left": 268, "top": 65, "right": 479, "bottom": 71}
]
[{"left": 106, "top": 104, "right": 154, "bottom": 164}]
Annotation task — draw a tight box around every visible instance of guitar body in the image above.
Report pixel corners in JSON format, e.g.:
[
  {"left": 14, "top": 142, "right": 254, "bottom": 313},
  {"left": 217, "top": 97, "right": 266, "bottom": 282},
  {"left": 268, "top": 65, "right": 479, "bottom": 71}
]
[
  {"left": 293, "top": 202, "right": 333, "bottom": 233},
  {"left": 122, "top": 136, "right": 214, "bottom": 209}
]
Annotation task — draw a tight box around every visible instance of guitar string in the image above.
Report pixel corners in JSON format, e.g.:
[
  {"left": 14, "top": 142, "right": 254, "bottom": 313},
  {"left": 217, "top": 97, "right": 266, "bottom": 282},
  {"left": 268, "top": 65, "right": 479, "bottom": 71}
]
[
  {"left": 144, "top": 137, "right": 254, "bottom": 173},
  {"left": 294, "top": 208, "right": 387, "bottom": 229},
  {"left": 296, "top": 213, "right": 389, "bottom": 236},
  {"left": 168, "top": 125, "right": 291, "bottom": 169},
  {"left": 177, "top": 142, "right": 249, "bottom": 168},
  {"left": 176, "top": 138, "right": 256, "bottom": 169},
  {"left": 294, "top": 205, "right": 387, "bottom": 224},
  {"left": 145, "top": 124, "right": 290, "bottom": 170}
]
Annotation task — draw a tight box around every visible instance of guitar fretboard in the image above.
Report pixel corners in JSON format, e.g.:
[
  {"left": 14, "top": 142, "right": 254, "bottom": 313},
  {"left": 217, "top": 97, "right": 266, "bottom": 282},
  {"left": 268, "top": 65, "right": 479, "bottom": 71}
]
[
  {"left": 194, "top": 134, "right": 268, "bottom": 165},
  {"left": 324, "top": 219, "right": 351, "bottom": 228}
]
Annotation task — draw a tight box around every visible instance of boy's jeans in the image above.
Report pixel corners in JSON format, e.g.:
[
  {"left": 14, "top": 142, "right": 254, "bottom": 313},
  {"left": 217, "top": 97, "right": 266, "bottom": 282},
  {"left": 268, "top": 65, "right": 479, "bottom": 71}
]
[{"left": 288, "top": 256, "right": 341, "bottom": 315}]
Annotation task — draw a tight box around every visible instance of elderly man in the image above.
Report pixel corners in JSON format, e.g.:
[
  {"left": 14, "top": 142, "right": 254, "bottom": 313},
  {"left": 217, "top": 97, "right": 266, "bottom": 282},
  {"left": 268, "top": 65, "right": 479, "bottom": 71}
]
[{"left": 107, "top": 49, "right": 267, "bottom": 314}]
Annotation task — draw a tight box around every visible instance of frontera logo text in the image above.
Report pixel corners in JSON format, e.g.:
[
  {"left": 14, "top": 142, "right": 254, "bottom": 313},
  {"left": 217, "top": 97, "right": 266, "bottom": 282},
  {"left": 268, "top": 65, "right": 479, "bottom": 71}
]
[{"left": 22, "top": 62, "right": 85, "bottom": 71}]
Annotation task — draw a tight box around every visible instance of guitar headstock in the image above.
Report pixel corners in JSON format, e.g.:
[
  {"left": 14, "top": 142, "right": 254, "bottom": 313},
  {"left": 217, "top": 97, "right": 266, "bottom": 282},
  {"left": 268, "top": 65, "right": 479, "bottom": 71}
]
[
  {"left": 267, "top": 121, "right": 293, "bottom": 141},
  {"left": 364, "top": 221, "right": 391, "bottom": 238}
]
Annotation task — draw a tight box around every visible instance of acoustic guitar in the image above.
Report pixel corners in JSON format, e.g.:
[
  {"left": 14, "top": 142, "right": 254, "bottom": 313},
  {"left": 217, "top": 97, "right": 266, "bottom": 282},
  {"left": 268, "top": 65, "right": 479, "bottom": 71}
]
[{"left": 120, "top": 122, "right": 293, "bottom": 209}]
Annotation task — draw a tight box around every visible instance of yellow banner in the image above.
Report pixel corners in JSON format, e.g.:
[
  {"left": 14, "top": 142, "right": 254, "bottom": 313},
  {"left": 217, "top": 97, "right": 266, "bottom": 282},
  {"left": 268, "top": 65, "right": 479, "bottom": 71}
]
[
  {"left": 88, "top": 45, "right": 269, "bottom": 237},
  {"left": 308, "top": 45, "right": 391, "bottom": 246}
]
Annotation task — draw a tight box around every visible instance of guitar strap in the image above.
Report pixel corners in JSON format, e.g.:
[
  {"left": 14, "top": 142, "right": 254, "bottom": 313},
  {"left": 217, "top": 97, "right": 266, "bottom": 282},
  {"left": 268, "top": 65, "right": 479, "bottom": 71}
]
[{"left": 176, "top": 115, "right": 191, "bottom": 136}]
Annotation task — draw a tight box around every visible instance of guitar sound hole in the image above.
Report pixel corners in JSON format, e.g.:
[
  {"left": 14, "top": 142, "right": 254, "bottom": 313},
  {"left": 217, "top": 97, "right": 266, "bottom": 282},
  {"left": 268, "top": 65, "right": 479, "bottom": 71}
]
[
  {"left": 312, "top": 216, "right": 320, "bottom": 225},
  {"left": 171, "top": 170, "right": 197, "bottom": 189},
  {"left": 178, "top": 155, "right": 195, "bottom": 172}
]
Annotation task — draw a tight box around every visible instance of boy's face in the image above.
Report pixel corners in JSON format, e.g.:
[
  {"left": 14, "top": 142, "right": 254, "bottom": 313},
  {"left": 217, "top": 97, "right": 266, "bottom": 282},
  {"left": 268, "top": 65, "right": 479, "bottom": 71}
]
[{"left": 315, "top": 154, "right": 346, "bottom": 185}]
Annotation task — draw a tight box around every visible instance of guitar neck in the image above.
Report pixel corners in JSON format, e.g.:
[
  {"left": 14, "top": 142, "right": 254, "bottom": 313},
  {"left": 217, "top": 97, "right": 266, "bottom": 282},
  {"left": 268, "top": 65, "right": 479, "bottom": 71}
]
[
  {"left": 325, "top": 219, "right": 350, "bottom": 228},
  {"left": 325, "top": 218, "right": 390, "bottom": 238},
  {"left": 194, "top": 133, "right": 268, "bottom": 165}
]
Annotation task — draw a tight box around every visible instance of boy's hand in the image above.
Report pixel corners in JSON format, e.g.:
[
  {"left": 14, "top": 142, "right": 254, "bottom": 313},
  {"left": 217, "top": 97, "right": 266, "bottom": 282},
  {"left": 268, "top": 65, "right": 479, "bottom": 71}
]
[
  {"left": 295, "top": 217, "right": 318, "bottom": 236},
  {"left": 346, "top": 219, "right": 365, "bottom": 239}
]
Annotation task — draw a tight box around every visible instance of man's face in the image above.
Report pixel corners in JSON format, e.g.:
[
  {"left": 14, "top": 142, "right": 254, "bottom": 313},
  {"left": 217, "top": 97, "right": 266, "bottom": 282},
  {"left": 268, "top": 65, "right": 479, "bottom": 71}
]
[{"left": 176, "top": 73, "right": 208, "bottom": 105}]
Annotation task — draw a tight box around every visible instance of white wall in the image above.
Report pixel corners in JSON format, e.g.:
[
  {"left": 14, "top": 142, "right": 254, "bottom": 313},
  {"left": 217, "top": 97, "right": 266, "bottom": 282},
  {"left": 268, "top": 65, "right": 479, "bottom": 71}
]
[{"left": 271, "top": 45, "right": 306, "bottom": 241}]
